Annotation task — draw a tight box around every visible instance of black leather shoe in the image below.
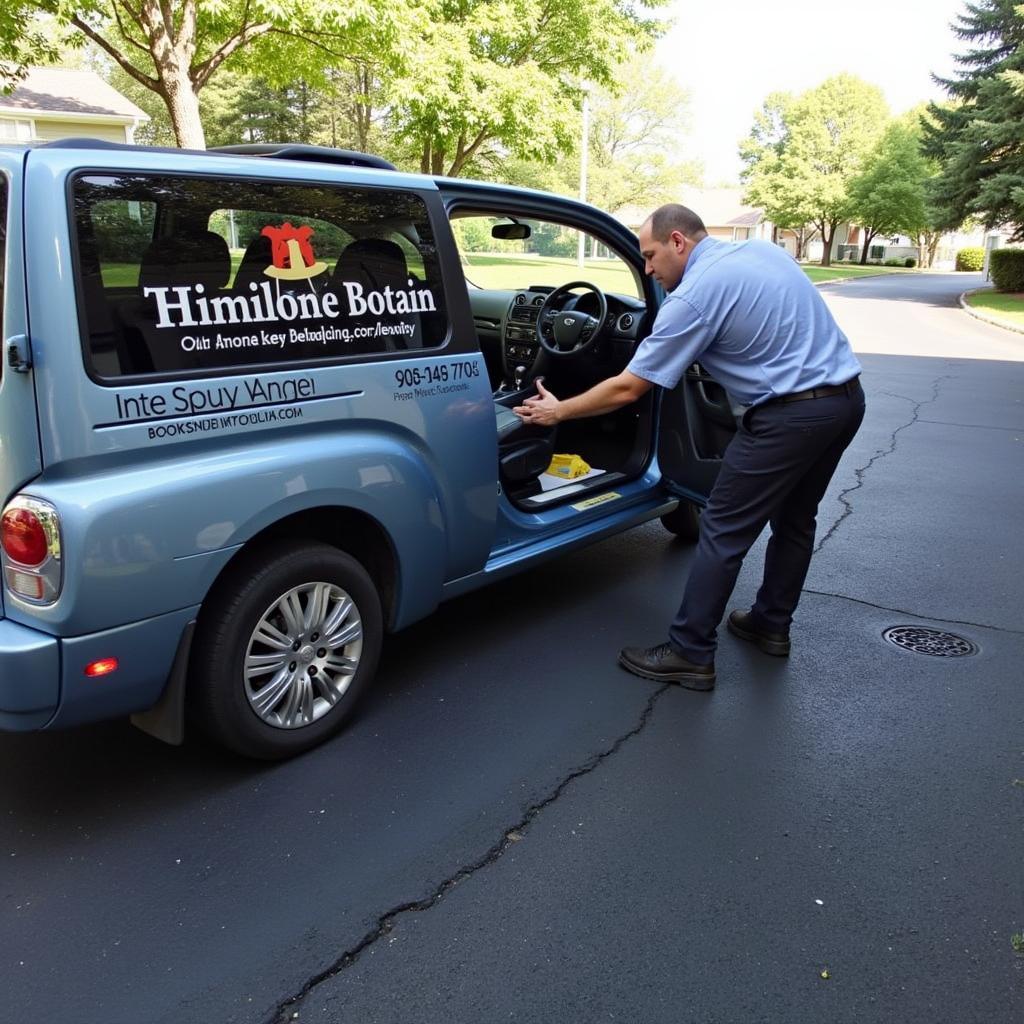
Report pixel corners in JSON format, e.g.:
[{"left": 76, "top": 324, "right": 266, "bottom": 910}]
[
  {"left": 727, "top": 610, "right": 790, "bottom": 657},
  {"left": 618, "top": 643, "right": 715, "bottom": 690}
]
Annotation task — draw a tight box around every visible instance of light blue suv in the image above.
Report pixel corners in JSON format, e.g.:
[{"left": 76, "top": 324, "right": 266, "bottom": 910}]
[{"left": 0, "top": 140, "right": 729, "bottom": 758}]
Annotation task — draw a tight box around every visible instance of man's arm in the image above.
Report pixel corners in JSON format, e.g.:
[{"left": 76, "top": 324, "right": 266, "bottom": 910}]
[{"left": 513, "top": 371, "right": 653, "bottom": 426}]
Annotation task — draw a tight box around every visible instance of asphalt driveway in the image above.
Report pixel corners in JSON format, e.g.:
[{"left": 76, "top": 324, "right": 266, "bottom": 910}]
[{"left": 1, "top": 271, "right": 1021, "bottom": 1024}]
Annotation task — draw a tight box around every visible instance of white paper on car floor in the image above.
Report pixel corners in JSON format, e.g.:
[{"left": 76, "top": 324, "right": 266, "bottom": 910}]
[{"left": 537, "top": 466, "right": 606, "bottom": 491}]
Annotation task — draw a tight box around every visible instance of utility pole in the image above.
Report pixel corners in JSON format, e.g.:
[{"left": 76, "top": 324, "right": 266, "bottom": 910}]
[{"left": 577, "top": 90, "right": 590, "bottom": 270}]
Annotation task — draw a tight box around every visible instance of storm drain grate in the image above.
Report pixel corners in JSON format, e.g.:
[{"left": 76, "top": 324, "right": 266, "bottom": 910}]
[{"left": 883, "top": 625, "right": 978, "bottom": 657}]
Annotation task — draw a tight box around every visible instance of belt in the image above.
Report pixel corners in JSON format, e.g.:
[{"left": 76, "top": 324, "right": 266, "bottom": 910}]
[{"left": 770, "top": 376, "right": 861, "bottom": 405}]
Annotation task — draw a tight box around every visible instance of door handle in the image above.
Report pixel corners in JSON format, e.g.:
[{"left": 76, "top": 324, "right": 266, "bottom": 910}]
[{"left": 6, "top": 335, "right": 32, "bottom": 373}]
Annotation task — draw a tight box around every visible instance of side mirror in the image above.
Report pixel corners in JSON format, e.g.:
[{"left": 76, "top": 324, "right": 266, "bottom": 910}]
[{"left": 491, "top": 222, "right": 531, "bottom": 240}]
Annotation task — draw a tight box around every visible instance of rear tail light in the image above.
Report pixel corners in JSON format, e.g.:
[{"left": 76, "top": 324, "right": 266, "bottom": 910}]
[
  {"left": 1, "top": 507, "right": 49, "bottom": 565},
  {"left": 0, "top": 497, "right": 62, "bottom": 604}
]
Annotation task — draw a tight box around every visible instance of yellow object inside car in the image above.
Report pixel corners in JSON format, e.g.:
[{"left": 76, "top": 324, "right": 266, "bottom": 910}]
[{"left": 546, "top": 453, "right": 592, "bottom": 479}]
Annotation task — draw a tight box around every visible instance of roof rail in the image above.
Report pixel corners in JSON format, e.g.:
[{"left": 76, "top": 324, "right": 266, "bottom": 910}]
[
  {"left": 40, "top": 137, "right": 397, "bottom": 171},
  {"left": 41, "top": 138, "right": 131, "bottom": 151},
  {"left": 208, "top": 144, "right": 396, "bottom": 171}
]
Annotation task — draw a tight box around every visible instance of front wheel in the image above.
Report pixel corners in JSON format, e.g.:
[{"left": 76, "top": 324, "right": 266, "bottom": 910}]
[
  {"left": 191, "top": 541, "right": 382, "bottom": 759},
  {"left": 660, "top": 500, "right": 702, "bottom": 542}
]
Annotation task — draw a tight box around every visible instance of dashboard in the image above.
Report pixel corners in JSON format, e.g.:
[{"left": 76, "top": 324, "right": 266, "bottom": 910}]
[{"left": 468, "top": 286, "right": 648, "bottom": 387}]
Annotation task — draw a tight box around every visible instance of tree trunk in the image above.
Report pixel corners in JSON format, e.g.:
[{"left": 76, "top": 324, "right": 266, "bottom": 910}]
[
  {"left": 819, "top": 221, "right": 836, "bottom": 266},
  {"left": 419, "top": 142, "right": 446, "bottom": 175},
  {"left": 859, "top": 229, "right": 877, "bottom": 264},
  {"left": 164, "top": 74, "right": 206, "bottom": 149},
  {"left": 355, "top": 67, "right": 372, "bottom": 151}
]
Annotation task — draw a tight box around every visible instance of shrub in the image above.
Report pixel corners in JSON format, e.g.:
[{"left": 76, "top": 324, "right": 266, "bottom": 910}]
[
  {"left": 904, "top": 257, "right": 917, "bottom": 268},
  {"left": 883, "top": 258, "right": 903, "bottom": 266},
  {"left": 956, "top": 246, "right": 985, "bottom": 271},
  {"left": 989, "top": 247, "right": 1024, "bottom": 291}
]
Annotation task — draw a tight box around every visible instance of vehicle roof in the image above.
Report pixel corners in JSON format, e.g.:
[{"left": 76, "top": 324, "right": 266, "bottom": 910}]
[{"left": 20, "top": 137, "right": 609, "bottom": 219}]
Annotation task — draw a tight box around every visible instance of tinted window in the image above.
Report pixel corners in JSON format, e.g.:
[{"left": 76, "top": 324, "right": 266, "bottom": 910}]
[{"left": 73, "top": 174, "right": 449, "bottom": 378}]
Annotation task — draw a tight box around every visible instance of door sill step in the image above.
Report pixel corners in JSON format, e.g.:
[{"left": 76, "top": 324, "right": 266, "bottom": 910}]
[{"left": 516, "top": 471, "right": 626, "bottom": 509}]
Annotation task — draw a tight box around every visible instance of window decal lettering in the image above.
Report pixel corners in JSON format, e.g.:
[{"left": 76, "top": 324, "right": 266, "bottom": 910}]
[{"left": 73, "top": 175, "right": 450, "bottom": 377}]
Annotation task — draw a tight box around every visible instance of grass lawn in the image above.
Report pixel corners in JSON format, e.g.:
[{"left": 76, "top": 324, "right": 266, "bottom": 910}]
[
  {"left": 460, "top": 252, "right": 641, "bottom": 294},
  {"left": 965, "top": 290, "right": 1024, "bottom": 327},
  {"left": 102, "top": 252, "right": 246, "bottom": 289},
  {"left": 801, "top": 265, "right": 915, "bottom": 284}
]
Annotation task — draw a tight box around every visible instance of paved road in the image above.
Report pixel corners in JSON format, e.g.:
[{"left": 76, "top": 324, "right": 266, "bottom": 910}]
[{"left": 2, "top": 272, "right": 1022, "bottom": 1024}]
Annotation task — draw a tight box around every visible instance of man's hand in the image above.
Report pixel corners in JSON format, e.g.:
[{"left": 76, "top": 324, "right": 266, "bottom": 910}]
[
  {"left": 513, "top": 371, "right": 652, "bottom": 425},
  {"left": 514, "top": 380, "right": 561, "bottom": 426}
]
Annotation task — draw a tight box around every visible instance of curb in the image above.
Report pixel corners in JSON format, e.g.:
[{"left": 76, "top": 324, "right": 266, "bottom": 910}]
[{"left": 959, "top": 288, "right": 1024, "bottom": 336}]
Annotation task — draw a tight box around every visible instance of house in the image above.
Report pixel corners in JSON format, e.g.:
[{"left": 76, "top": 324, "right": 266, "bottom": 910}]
[
  {"left": 674, "top": 187, "right": 774, "bottom": 243},
  {"left": 0, "top": 66, "right": 148, "bottom": 145},
  {"left": 613, "top": 188, "right": 777, "bottom": 245},
  {"left": 822, "top": 222, "right": 1013, "bottom": 270}
]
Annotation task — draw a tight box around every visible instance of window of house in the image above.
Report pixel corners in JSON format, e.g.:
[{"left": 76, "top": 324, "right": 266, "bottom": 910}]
[
  {"left": 0, "top": 118, "right": 33, "bottom": 141},
  {"left": 72, "top": 174, "right": 449, "bottom": 378}
]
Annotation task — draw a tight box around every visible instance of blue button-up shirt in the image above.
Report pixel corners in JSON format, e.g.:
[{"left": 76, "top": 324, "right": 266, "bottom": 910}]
[{"left": 627, "top": 237, "right": 861, "bottom": 406}]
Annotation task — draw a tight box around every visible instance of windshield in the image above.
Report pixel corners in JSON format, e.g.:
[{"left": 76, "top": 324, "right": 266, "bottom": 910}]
[{"left": 451, "top": 215, "right": 642, "bottom": 299}]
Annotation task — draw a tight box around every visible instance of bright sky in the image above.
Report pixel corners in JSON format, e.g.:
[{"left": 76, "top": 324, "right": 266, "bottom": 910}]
[{"left": 654, "top": 0, "right": 968, "bottom": 185}]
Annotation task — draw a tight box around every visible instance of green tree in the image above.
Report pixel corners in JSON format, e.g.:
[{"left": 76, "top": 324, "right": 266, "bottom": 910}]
[
  {"left": 582, "top": 59, "right": 702, "bottom": 215},
  {"left": 1, "top": 5, "right": 60, "bottom": 90},
  {"left": 742, "top": 75, "right": 889, "bottom": 265},
  {"left": 740, "top": 91, "right": 818, "bottom": 257},
  {"left": 847, "top": 118, "right": 929, "bottom": 263},
  {"left": 907, "top": 106, "right": 951, "bottom": 268},
  {"left": 481, "top": 57, "right": 701, "bottom": 219},
  {"left": 317, "top": 65, "right": 389, "bottom": 154},
  {"left": 0, "top": 1, "right": 409, "bottom": 148},
  {"left": 202, "top": 72, "right": 318, "bottom": 148},
  {"left": 923, "top": 0, "right": 1024, "bottom": 239},
  {"left": 388, "top": 0, "right": 668, "bottom": 179}
]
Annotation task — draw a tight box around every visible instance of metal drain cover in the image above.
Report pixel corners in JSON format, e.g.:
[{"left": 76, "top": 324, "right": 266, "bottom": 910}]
[{"left": 883, "top": 625, "right": 978, "bottom": 657}]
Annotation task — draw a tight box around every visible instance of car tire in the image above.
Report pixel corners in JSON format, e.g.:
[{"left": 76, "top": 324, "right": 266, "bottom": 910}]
[
  {"left": 191, "top": 541, "right": 382, "bottom": 760},
  {"left": 660, "top": 500, "right": 702, "bottom": 542}
]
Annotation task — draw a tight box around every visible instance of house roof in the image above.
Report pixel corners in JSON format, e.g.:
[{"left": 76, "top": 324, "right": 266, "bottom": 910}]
[
  {"left": 613, "top": 188, "right": 765, "bottom": 231},
  {"left": 0, "top": 66, "right": 148, "bottom": 121},
  {"left": 679, "top": 187, "right": 763, "bottom": 229}
]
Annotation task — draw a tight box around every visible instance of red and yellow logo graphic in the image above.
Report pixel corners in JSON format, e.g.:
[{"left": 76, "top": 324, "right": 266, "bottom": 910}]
[{"left": 260, "top": 222, "right": 327, "bottom": 281}]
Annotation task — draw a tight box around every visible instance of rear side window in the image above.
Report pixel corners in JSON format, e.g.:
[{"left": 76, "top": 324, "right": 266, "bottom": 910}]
[{"left": 72, "top": 174, "right": 449, "bottom": 378}]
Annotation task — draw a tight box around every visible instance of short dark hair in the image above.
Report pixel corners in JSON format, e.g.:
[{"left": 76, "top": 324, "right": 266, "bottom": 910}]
[{"left": 645, "top": 204, "right": 707, "bottom": 242}]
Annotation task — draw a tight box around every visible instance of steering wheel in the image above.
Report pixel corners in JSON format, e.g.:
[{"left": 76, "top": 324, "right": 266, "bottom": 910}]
[{"left": 535, "top": 281, "right": 608, "bottom": 357}]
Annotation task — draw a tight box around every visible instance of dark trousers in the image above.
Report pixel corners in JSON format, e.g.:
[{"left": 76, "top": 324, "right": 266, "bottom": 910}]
[{"left": 669, "top": 382, "right": 866, "bottom": 664}]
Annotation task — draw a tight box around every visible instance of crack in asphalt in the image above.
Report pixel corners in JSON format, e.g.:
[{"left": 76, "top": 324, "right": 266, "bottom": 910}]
[
  {"left": 264, "top": 370, "right": 996, "bottom": 1022},
  {"left": 813, "top": 375, "right": 951, "bottom": 554},
  {"left": 800, "top": 587, "right": 1024, "bottom": 636},
  {"left": 265, "top": 683, "right": 671, "bottom": 1024},
  {"left": 917, "top": 418, "right": 1024, "bottom": 434}
]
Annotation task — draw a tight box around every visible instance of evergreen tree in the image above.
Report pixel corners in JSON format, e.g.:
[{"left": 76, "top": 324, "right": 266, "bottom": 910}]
[{"left": 924, "top": 0, "right": 1024, "bottom": 238}]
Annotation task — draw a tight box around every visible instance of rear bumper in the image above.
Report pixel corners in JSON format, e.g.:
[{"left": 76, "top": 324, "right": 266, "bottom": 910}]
[
  {"left": 0, "top": 618, "right": 60, "bottom": 730},
  {"left": 0, "top": 606, "right": 199, "bottom": 733}
]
